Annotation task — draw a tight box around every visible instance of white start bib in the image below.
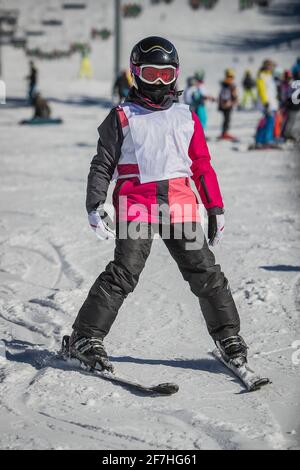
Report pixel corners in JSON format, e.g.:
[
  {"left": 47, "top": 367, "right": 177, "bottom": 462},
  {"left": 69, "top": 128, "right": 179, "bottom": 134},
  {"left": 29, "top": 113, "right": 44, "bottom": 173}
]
[{"left": 122, "top": 103, "right": 194, "bottom": 184}]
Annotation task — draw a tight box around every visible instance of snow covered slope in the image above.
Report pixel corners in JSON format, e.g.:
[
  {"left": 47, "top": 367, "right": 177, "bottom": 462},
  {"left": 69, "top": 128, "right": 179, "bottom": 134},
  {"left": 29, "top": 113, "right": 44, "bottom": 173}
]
[{"left": 0, "top": 0, "right": 299, "bottom": 450}]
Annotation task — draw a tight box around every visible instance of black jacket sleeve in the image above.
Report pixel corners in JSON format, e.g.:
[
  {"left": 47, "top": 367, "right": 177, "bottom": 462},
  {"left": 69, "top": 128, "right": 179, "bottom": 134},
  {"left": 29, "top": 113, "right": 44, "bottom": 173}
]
[{"left": 86, "top": 108, "right": 123, "bottom": 213}]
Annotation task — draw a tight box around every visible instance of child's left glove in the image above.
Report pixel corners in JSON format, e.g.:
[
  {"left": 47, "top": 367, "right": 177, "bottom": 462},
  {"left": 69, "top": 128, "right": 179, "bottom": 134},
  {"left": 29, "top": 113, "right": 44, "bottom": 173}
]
[
  {"left": 88, "top": 208, "right": 116, "bottom": 240},
  {"left": 207, "top": 208, "right": 225, "bottom": 246}
]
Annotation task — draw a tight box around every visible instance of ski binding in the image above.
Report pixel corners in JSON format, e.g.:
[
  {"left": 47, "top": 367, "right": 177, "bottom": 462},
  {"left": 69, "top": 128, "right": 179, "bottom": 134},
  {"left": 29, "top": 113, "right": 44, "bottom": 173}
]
[{"left": 212, "top": 348, "right": 271, "bottom": 392}]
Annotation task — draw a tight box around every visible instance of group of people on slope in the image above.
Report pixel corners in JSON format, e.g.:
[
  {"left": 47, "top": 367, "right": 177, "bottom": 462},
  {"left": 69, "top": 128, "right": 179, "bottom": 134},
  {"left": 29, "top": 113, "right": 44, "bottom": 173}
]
[
  {"left": 184, "top": 57, "right": 300, "bottom": 146},
  {"left": 184, "top": 67, "right": 239, "bottom": 141},
  {"left": 255, "top": 58, "right": 300, "bottom": 148}
]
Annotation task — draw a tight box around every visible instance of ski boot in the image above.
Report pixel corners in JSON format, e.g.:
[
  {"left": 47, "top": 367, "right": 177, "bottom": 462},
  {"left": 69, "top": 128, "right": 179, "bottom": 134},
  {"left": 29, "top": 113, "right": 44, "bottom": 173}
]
[
  {"left": 218, "top": 133, "right": 240, "bottom": 143},
  {"left": 215, "top": 335, "right": 248, "bottom": 367},
  {"left": 63, "top": 331, "right": 114, "bottom": 373},
  {"left": 213, "top": 335, "right": 270, "bottom": 391}
]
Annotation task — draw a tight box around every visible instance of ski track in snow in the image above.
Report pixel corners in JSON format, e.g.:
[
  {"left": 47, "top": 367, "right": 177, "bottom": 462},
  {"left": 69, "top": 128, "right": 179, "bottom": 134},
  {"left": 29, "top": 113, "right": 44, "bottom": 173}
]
[{"left": 0, "top": 0, "right": 300, "bottom": 450}]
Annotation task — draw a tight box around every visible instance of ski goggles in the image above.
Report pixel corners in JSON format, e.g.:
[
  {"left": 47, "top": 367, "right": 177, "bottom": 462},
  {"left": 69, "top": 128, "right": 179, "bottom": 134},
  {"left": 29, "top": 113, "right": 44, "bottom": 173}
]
[{"left": 131, "top": 63, "right": 179, "bottom": 85}]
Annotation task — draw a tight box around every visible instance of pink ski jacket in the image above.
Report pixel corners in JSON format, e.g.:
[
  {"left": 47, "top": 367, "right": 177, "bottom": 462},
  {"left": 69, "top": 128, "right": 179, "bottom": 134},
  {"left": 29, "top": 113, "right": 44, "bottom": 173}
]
[{"left": 86, "top": 93, "right": 223, "bottom": 224}]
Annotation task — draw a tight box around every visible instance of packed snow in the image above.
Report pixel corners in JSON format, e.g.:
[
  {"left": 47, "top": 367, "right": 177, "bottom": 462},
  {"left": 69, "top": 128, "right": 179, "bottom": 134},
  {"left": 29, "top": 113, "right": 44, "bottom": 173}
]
[{"left": 0, "top": 0, "right": 299, "bottom": 450}]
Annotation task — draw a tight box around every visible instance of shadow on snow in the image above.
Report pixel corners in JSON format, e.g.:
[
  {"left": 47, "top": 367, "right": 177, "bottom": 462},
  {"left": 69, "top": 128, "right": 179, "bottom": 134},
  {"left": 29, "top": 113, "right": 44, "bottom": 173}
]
[
  {"left": 2, "top": 339, "right": 244, "bottom": 395},
  {"left": 260, "top": 265, "right": 300, "bottom": 272},
  {"left": 3, "top": 95, "right": 113, "bottom": 109}
]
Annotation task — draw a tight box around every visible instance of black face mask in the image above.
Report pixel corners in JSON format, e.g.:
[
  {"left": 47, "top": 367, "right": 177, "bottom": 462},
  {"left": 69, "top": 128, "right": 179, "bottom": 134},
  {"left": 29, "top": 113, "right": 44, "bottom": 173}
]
[{"left": 135, "top": 77, "right": 172, "bottom": 104}]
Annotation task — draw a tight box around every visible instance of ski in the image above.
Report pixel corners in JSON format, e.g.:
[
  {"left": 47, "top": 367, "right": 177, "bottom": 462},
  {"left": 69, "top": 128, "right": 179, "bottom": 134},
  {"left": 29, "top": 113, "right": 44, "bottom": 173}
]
[
  {"left": 247, "top": 143, "right": 283, "bottom": 151},
  {"left": 231, "top": 143, "right": 284, "bottom": 153},
  {"left": 212, "top": 348, "right": 271, "bottom": 392},
  {"left": 59, "top": 336, "right": 179, "bottom": 396}
]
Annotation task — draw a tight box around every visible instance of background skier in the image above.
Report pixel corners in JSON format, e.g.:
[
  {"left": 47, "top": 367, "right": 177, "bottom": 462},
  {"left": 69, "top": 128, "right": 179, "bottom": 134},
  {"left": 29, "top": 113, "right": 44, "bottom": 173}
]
[
  {"left": 189, "top": 70, "right": 215, "bottom": 132},
  {"left": 113, "top": 69, "right": 133, "bottom": 101},
  {"left": 26, "top": 61, "right": 38, "bottom": 104},
  {"left": 79, "top": 46, "right": 93, "bottom": 79},
  {"left": 218, "top": 68, "right": 238, "bottom": 140},
  {"left": 255, "top": 59, "right": 279, "bottom": 147},
  {"left": 240, "top": 69, "right": 256, "bottom": 110},
  {"left": 291, "top": 57, "right": 300, "bottom": 80},
  {"left": 32, "top": 92, "right": 51, "bottom": 119},
  {"left": 183, "top": 75, "right": 197, "bottom": 105}
]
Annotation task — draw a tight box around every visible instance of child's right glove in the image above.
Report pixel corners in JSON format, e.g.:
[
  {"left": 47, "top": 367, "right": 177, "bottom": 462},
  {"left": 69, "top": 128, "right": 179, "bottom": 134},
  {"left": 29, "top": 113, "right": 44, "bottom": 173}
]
[
  {"left": 88, "top": 208, "right": 116, "bottom": 240},
  {"left": 207, "top": 208, "right": 225, "bottom": 247}
]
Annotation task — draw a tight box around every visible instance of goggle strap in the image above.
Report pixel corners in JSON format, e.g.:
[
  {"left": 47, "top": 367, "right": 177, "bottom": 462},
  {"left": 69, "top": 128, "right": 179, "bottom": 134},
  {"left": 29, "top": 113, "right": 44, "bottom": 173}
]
[{"left": 130, "top": 63, "right": 179, "bottom": 85}]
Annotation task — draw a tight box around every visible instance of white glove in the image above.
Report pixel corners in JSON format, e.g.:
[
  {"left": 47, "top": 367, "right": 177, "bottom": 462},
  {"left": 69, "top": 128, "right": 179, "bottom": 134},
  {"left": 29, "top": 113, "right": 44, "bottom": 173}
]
[
  {"left": 88, "top": 210, "right": 116, "bottom": 240},
  {"left": 208, "top": 213, "right": 225, "bottom": 247}
]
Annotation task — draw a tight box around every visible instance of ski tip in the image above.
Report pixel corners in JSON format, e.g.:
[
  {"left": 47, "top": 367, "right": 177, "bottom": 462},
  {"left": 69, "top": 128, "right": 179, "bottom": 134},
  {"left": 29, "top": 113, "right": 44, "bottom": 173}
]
[
  {"left": 152, "top": 382, "right": 179, "bottom": 395},
  {"left": 248, "top": 378, "right": 271, "bottom": 392}
]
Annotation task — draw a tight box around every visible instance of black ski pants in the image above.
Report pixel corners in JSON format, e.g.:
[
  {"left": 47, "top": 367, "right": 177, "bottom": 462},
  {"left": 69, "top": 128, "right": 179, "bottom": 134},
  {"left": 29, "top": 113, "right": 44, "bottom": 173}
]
[{"left": 73, "top": 223, "right": 240, "bottom": 341}]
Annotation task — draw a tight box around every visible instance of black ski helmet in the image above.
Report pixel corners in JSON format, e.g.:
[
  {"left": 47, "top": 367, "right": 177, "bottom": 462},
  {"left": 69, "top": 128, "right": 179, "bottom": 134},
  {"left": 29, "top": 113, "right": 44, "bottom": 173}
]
[
  {"left": 130, "top": 36, "right": 180, "bottom": 101},
  {"left": 130, "top": 36, "right": 179, "bottom": 68}
]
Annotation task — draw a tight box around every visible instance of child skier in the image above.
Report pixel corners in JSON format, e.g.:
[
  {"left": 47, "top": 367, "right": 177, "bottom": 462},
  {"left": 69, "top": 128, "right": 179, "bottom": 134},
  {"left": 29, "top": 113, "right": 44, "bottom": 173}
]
[
  {"left": 218, "top": 68, "right": 238, "bottom": 140},
  {"left": 280, "top": 69, "right": 300, "bottom": 142},
  {"left": 113, "top": 69, "right": 133, "bottom": 102},
  {"left": 26, "top": 61, "right": 38, "bottom": 104},
  {"left": 255, "top": 59, "right": 279, "bottom": 148},
  {"left": 240, "top": 69, "right": 256, "bottom": 110},
  {"left": 190, "top": 70, "right": 215, "bottom": 131},
  {"left": 68, "top": 37, "right": 248, "bottom": 374}
]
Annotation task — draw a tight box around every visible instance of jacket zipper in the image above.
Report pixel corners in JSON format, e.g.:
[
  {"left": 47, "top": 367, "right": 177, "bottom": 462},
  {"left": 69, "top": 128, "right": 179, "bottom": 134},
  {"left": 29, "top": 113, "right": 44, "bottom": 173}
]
[
  {"left": 113, "top": 179, "right": 127, "bottom": 206},
  {"left": 200, "top": 175, "right": 211, "bottom": 204}
]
